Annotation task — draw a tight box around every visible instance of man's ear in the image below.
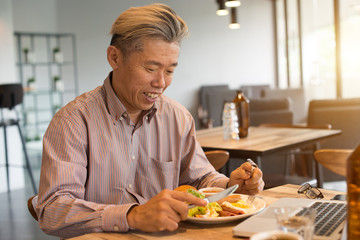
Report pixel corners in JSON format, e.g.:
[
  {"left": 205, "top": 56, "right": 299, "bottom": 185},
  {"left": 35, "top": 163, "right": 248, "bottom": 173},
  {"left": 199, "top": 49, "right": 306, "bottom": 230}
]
[{"left": 107, "top": 46, "right": 122, "bottom": 70}]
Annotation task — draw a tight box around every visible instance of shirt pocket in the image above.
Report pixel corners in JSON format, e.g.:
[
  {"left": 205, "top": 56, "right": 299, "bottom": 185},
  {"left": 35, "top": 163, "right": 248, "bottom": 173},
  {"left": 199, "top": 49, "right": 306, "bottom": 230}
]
[{"left": 142, "top": 158, "right": 177, "bottom": 196}]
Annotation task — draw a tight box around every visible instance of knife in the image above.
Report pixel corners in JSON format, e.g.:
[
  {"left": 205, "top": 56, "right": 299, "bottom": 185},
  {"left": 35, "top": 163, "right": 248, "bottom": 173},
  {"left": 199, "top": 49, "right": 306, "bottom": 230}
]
[{"left": 188, "top": 184, "right": 238, "bottom": 209}]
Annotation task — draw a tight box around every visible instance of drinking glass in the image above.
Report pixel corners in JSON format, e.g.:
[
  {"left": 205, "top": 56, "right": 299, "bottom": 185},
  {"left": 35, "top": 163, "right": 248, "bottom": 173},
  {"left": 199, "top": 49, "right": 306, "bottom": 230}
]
[
  {"left": 222, "top": 102, "right": 239, "bottom": 140},
  {"left": 274, "top": 207, "right": 316, "bottom": 240}
]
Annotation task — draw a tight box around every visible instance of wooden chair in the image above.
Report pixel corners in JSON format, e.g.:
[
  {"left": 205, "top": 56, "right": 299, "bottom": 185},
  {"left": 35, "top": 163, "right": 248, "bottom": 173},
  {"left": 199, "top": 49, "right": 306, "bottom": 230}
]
[
  {"left": 313, "top": 149, "right": 352, "bottom": 177},
  {"left": 27, "top": 195, "right": 38, "bottom": 221},
  {"left": 258, "top": 123, "right": 332, "bottom": 188},
  {"left": 205, "top": 150, "right": 230, "bottom": 171},
  {"left": 307, "top": 98, "right": 360, "bottom": 183}
]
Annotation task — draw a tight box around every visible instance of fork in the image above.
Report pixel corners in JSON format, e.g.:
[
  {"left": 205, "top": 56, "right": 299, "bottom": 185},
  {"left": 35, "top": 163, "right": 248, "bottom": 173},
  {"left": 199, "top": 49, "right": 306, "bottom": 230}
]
[{"left": 246, "top": 158, "right": 258, "bottom": 205}]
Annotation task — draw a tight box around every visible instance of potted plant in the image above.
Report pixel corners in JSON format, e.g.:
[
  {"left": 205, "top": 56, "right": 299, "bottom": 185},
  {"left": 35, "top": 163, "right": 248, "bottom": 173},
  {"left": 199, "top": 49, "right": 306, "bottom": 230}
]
[
  {"left": 23, "top": 48, "right": 29, "bottom": 63},
  {"left": 23, "top": 47, "right": 37, "bottom": 63},
  {"left": 53, "top": 75, "right": 63, "bottom": 91},
  {"left": 53, "top": 47, "right": 63, "bottom": 63},
  {"left": 27, "top": 77, "right": 36, "bottom": 90}
]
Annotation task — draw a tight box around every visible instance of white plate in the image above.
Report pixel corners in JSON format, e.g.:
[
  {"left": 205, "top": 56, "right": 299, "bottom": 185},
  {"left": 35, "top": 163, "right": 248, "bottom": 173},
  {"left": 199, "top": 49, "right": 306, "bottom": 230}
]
[{"left": 187, "top": 194, "right": 266, "bottom": 224}]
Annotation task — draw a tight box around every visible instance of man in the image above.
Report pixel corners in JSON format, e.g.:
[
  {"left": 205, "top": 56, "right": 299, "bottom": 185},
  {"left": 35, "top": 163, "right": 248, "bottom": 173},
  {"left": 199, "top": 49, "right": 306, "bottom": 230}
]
[{"left": 36, "top": 3, "right": 264, "bottom": 238}]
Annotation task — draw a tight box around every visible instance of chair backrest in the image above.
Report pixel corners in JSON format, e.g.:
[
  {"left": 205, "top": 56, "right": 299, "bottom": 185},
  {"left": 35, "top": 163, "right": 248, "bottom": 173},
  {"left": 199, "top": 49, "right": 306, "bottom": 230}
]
[
  {"left": 307, "top": 98, "right": 360, "bottom": 149},
  {"left": 249, "top": 98, "right": 293, "bottom": 126},
  {"left": 198, "top": 85, "right": 294, "bottom": 128},
  {"left": 205, "top": 150, "right": 230, "bottom": 171},
  {"left": 313, "top": 149, "right": 353, "bottom": 177},
  {"left": 0, "top": 83, "right": 23, "bottom": 109},
  {"left": 198, "top": 85, "right": 237, "bottom": 127},
  {"left": 27, "top": 195, "right": 38, "bottom": 221},
  {"left": 263, "top": 88, "right": 306, "bottom": 124},
  {"left": 240, "top": 84, "right": 270, "bottom": 99}
]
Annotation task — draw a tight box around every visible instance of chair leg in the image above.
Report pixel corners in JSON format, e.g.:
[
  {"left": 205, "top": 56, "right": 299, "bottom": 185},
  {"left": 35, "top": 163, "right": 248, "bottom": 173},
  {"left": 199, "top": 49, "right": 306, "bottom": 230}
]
[
  {"left": 3, "top": 125, "right": 10, "bottom": 192},
  {"left": 16, "top": 123, "right": 38, "bottom": 194}
]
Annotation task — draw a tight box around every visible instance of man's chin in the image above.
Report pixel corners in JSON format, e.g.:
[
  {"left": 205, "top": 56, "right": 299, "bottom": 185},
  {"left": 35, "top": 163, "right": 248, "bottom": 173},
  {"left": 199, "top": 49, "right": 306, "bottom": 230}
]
[{"left": 141, "top": 104, "right": 155, "bottom": 111}]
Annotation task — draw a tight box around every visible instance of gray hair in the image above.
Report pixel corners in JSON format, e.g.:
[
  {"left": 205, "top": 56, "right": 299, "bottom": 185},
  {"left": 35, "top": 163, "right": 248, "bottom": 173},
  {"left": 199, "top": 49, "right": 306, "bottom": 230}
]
[{"left": 110, "top": 3, "right": 188, "bottom": 59}]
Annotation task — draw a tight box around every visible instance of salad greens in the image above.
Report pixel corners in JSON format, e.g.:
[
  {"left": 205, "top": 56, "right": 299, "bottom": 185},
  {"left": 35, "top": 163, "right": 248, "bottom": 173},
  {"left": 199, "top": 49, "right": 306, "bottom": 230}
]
[
  {"left": 188, "top": 206, "right": 206, "bottom": 217},
  {"left": 187, "top": 188, "right": 205, "bottom": 199},
  {"left": 188, "top": 202, "right": 223, "bottom": 218}
]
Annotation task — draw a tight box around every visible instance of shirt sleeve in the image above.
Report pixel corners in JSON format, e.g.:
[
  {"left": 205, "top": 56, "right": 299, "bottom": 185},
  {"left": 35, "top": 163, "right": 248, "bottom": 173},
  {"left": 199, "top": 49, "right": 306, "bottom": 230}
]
[{"left": 36, "top": 113, "right": 135, "bottom": 238}]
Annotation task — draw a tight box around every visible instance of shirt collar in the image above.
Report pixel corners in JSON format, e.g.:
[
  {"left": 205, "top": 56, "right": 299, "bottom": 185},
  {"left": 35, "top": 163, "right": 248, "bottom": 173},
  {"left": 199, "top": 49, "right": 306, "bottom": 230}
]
[{"left": 103, "top": 72, "right": 157, "bottom": 122}]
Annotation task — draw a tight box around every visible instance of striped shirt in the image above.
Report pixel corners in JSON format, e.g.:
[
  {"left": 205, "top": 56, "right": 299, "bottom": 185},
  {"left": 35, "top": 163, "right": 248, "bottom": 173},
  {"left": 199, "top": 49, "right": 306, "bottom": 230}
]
[{"left": 36, "top": 73, "right": 228, "bottom": 238}]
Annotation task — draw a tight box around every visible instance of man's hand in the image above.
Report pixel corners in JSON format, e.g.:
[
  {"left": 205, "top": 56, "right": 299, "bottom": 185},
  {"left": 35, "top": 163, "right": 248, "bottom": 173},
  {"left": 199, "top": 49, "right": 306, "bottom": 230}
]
[
  {"left": 228, "top": 161, "right": 264, "bottom": 195},
  {"left": 126, "top": 189, "right": 207, "bottom": 232}
]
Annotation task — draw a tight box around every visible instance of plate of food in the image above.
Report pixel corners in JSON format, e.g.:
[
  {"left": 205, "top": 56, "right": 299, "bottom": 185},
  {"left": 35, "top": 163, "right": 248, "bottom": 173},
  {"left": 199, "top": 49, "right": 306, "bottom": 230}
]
[{"left": 175, "top": 186, "right": 266, "bottom": 224}]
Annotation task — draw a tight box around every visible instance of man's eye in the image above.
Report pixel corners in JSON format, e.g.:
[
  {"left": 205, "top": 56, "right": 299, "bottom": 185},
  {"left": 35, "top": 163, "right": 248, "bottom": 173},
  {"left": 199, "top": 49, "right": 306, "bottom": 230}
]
[
  {"left": 146, "top": 67, "right": 155, "bottom": 72},
  {"left": 166, "top": 70, "right": 174, "bottom": 75}
]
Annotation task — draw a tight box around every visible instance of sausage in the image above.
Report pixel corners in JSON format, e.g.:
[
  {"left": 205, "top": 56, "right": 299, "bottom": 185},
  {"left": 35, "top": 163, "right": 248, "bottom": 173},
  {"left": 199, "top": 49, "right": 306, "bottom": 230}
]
[
  {"left": 221, "top": 205, "right": 245, "bottom": 215},
  {"left": 218, "top": 210, "right": 236, "bottom": 217}
]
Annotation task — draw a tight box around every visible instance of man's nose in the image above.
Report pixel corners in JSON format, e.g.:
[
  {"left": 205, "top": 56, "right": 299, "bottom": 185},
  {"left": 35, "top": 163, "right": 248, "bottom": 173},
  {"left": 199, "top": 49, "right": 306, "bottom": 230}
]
[{"left": 153, "top": 72, "right": 166, "bottom": 88}]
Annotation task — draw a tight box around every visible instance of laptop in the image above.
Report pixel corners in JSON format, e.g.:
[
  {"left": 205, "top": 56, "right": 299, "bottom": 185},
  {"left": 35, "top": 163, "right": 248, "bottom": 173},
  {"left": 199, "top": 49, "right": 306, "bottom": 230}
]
[{"left": 232, "top": 197, "right": 347, "bottom": 240}]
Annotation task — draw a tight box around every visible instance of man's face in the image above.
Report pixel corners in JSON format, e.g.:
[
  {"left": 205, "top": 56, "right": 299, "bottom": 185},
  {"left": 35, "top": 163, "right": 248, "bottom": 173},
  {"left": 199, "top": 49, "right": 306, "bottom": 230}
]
[{"left": 111, "top": 38, "right": 180, "bottom": 116}]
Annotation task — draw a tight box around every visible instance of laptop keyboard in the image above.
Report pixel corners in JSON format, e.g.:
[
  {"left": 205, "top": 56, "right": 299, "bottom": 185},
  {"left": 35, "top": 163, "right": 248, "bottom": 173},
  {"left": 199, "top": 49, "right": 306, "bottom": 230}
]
[{"left": 296, "top": 202, "right": 347, "bottom": 237}]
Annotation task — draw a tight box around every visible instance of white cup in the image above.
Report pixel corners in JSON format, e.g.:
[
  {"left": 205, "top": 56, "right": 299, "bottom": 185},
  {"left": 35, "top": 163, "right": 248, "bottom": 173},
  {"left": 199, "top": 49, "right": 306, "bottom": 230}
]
[
  {"left": 198, "top": 187, "right": 224, "bottom": 198},
  {"left": 250, "top": 230, "right": 303, "bottom": 240}
]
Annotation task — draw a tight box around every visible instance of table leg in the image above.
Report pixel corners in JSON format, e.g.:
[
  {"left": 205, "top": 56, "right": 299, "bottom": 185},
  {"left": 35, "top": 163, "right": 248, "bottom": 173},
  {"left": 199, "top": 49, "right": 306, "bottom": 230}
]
[
  {"left": 314, "top": 142, "right": 324, "bottom": 188},
  {"left": 254, "top": 156, "right": 262, "bottom": 169}
]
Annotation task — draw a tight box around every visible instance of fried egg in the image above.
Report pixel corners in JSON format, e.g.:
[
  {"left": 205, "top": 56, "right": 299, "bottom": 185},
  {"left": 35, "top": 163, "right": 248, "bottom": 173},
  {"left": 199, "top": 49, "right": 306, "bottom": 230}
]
[{"left": 222, "top": 199, "right": 256, "bottom": 214}]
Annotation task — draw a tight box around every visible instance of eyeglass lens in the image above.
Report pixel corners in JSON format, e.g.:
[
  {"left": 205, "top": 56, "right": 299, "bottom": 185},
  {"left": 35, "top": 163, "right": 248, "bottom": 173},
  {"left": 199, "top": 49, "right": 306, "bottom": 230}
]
[
  {"left": 305, "top": 188, "right": 323, "bottom": 199},
  {"left": 298, "top": 183, "right": 324, "bottom": 199}
]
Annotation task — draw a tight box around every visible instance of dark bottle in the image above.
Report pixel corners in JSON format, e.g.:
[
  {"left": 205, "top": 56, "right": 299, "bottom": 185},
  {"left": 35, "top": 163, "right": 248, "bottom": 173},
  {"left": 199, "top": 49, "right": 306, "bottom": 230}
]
[
  {"left": 347, "top": 145, "right": 360, "bottom": 239},
  {"left": 232, "top": 90, "right": 250, "bottom": 138}
]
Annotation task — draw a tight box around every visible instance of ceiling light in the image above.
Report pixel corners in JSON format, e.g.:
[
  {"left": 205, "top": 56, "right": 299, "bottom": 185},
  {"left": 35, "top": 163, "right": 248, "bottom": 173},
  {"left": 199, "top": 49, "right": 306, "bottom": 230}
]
[
  {"left": 216, "top": 0, "right": 229, "bottom": 16},
  {"left": 229, "top": 8, "right": 240, "bottom": 29},
  {"left": 229, "top": 23, "right": 240, "bottom": 29},
  {"left": 225, "top": 0, "right": 241, "bottom": 8}
]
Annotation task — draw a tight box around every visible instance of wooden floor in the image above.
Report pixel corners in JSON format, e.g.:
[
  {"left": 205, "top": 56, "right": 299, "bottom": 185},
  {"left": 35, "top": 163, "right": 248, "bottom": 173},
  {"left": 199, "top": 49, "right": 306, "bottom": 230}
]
[{"left": 0, "top": 156, "right": 346, "bottom": 240}]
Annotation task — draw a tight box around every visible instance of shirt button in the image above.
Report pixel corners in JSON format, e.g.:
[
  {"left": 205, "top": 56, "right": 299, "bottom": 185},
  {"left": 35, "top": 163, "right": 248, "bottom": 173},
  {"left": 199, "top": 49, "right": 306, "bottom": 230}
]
[
  {"left": 145, "top": 116, "right": 148, "bottom": 120},
  {"left": 119, "top": 117, "right": 123, "bottom": 121},
  {"left": 128, "top": 184, "right": 133, "bottom": 189},
  {"left": 113, "top": 226, "right": 119, "bottom": 231},
  {"left": 131, "top": 155, "right": 135, "bottom": 160}
]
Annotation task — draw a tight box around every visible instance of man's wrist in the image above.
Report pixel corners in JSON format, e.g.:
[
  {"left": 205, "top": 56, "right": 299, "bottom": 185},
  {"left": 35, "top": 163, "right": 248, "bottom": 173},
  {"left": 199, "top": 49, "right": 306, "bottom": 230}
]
[{"left": 126, "top": 205, "right": 137, "bottom": 230}]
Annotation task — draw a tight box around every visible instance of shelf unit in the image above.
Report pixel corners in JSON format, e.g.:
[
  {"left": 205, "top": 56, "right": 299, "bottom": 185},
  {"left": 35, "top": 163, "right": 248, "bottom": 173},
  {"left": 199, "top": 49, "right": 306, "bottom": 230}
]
[{"left": 14, "top": 32, "right": 79, "bottom": 142}]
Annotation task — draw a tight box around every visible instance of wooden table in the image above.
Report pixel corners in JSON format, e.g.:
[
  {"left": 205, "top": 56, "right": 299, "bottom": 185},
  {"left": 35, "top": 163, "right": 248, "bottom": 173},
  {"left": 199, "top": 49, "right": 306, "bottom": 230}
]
[
  {"left": 67, "top": 184, "right": 344, "bottom": 240},
  {"left": 196, "top": 126, "right": 341, "bottom": 186}
]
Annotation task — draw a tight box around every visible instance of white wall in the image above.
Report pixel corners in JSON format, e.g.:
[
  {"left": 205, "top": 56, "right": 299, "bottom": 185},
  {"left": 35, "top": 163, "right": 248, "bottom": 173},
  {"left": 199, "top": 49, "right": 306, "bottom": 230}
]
[
  {"left": 11, "top": 0, "right": 275, "bottom": 120},
  {"left": 12, "top": 0, "right": 57, "bottom": 32},
  {"left": 0, "top": 0, "right": 16, "bottom": 84}
]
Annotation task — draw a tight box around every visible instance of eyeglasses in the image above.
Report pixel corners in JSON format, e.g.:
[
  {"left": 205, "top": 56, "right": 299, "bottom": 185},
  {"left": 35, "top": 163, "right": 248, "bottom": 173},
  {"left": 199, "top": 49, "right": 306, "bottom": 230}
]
[{"left": 298, "top": 183, "right": 324, "bottom": 199}]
